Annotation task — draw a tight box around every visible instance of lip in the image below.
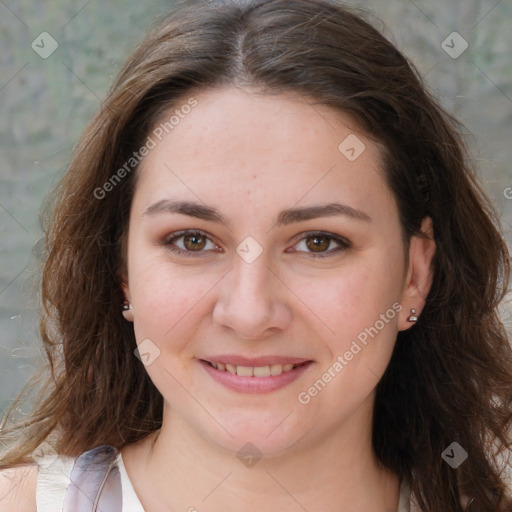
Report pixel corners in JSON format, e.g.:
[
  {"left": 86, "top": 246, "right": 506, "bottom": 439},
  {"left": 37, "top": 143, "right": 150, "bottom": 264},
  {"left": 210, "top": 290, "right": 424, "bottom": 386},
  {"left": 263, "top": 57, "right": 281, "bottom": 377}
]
[
  {"left": 200, "top": 355, "right": 311, "bottom": 366},
  {"left": 198, "top": 358, "right": 314, "bottom": 393}
]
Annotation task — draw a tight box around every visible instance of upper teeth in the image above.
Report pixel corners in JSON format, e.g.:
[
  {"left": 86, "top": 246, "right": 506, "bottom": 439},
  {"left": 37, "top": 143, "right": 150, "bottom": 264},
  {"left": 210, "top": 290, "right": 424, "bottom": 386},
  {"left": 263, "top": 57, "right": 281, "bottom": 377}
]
[{"left": 210, "top": 362, "right": 296, "bottom": 377}]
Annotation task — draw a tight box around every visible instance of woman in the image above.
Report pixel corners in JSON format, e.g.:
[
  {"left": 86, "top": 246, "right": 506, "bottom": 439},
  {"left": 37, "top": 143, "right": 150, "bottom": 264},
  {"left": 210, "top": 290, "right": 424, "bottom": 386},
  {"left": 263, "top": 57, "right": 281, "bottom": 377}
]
[{"left": 1, "top": 0, "right": 511, "bottom": 510}]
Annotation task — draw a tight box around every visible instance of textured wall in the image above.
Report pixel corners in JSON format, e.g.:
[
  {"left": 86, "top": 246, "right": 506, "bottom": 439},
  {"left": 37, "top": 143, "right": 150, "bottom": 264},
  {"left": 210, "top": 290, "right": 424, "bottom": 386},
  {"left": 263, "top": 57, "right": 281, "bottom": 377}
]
[{"left": 1, "top": 0, "right": 511, "bottom": 414}]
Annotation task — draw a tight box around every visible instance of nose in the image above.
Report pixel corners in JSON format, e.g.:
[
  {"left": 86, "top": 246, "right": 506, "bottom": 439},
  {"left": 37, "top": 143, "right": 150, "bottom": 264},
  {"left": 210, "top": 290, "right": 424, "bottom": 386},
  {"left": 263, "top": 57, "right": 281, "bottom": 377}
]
[{"left": 212, "top": 252, "right": 292, "bottom": 340}]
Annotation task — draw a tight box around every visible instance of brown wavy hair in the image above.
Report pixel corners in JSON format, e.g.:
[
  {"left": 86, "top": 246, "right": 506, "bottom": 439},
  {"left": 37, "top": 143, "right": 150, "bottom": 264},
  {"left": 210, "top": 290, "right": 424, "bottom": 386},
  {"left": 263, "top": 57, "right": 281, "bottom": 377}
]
[{"left": 2, "top": 0, "right": 512, "bottom": 509}]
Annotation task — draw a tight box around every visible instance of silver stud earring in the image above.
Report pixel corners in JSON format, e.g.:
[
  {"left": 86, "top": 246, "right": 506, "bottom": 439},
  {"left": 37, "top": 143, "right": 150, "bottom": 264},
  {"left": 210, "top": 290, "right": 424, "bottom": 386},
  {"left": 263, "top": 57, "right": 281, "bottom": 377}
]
[
  {"left": 407, "top": 308, "right": 418, "bottom": 322},
  {"left": 122, "top": 299, "right": 134, "bottom": 322}
]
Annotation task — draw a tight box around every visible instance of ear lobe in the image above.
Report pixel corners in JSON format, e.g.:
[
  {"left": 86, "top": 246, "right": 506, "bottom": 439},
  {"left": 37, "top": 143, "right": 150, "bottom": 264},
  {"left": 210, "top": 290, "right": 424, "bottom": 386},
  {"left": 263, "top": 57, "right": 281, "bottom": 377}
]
[
  {"left": 120, "top": 272, "right": 134, "bottom": 322},
  {"left": 122, "top": 302, "right": 134, "bottom": 322},
  {"left": 398, "top": 217, "right": 436, "bottom": 331}
]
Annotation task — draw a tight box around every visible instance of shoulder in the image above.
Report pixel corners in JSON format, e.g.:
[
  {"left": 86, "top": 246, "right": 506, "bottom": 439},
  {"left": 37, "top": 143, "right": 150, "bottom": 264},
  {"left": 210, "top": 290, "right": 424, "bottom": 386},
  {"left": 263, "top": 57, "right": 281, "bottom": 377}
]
[
  {"left": 0, "top": 447, "right": 78, "bottom": 512},
  {"left": 0, "top": 444, "right": 121, "bottom": 512},
  {"left": 0, "top": 464, "right": 38, "bottom": 512}
]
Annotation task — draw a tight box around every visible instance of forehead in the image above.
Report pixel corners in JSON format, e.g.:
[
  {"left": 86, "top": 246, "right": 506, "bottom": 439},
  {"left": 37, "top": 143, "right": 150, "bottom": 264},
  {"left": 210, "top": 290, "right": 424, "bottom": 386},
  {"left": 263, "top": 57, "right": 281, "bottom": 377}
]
[{"left": 132, "top": 86, "right": 394, "bottom": 220}]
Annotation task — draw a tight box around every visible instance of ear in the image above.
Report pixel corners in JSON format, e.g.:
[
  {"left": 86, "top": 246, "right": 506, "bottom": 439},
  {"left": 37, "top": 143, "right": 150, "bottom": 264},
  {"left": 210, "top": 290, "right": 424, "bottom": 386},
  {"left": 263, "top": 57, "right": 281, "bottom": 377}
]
[
  {"left": 120, "top": 270, "right": 130, "bottom": 300},
  {"left": 120, "top": 271, "right": 134, "bottom": 323},
  {"left": 398, "top": 217, "right": 436, "bottom": 331}
]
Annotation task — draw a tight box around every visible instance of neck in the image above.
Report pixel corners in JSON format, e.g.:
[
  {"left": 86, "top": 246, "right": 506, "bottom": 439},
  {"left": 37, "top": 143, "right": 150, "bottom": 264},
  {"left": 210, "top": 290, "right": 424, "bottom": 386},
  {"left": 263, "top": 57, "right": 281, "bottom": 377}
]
[{"left": 122, "top": 399, "right": 400, "bottom": 512}]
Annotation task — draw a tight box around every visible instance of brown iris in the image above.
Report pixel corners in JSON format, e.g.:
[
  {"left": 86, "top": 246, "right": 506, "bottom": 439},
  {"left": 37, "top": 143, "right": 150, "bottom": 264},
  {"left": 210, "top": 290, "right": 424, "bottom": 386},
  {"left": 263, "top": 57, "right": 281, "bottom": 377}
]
[
  {"left": 183, "top": 233, "right": 207, "bottom": 251},
  {"left": 305, "top": 235, "right": 330, "bottom": 252}
]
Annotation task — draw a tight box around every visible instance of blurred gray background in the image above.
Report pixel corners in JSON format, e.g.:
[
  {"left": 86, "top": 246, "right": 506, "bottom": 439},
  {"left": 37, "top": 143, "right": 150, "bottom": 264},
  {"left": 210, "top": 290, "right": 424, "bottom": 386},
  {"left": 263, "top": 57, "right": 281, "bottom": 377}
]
[{"left": 1, "top": 0, "right": 511, "bottom": 416}]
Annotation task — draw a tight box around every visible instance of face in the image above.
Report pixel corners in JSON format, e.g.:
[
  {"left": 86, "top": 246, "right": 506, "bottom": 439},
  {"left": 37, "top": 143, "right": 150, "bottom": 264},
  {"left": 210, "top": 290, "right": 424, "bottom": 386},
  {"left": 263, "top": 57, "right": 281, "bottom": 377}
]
[{"left": 122, "top": 86, "right": 433, "bottom": 457}]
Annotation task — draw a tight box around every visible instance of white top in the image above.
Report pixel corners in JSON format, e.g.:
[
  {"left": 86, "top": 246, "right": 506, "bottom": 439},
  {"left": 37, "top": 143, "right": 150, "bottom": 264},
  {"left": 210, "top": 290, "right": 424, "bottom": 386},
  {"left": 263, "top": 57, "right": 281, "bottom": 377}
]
[
  {"left": 36, "top": 451, "right": 418, "bottom": 511},
  {"left": 36, "top": 451, "right": 144, "bottom": 512}
]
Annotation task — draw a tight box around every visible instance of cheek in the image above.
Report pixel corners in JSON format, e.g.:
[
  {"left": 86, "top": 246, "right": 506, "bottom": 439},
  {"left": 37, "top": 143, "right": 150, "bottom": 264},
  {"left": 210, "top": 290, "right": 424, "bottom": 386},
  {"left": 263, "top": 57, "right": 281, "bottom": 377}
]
[
  {"left": 129, "top": 256, "right": 220, "bottom": 398},
  {"left": 297, "top": 256, "right": 403, "bottom": 393},
  {"left": 296, "top": 258, "right": 402, "bottom": 343},
  {"left": 128, "top": 252, "right": 214, "bottom": 349}
]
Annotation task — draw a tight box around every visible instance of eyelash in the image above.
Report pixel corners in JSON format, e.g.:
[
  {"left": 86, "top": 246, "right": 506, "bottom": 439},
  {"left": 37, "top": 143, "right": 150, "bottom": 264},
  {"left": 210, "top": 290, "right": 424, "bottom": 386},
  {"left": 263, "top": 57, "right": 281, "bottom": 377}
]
[{"left": 162, "top": 230, "right": 351, "bottom": 259}]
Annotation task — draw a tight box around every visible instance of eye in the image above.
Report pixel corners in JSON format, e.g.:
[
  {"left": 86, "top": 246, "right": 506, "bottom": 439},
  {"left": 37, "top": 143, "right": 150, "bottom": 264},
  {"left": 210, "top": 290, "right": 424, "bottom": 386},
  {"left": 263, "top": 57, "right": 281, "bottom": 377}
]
[
  {"left": 163, "top": 230, "right": 220, "bottom": 256},
  {"left": 162, "top": 230, "right": 351, "bottom": 259},
  {"left": 289, "top": 231, "right": 351, "bottom": 258}
]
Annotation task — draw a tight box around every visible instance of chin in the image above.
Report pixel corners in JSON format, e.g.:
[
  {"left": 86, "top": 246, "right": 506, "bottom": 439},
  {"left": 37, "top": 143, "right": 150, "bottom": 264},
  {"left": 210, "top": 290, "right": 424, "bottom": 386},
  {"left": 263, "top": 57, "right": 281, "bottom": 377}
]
[{"left": 198, "top": 411, "right": 313, "bottom": 460}]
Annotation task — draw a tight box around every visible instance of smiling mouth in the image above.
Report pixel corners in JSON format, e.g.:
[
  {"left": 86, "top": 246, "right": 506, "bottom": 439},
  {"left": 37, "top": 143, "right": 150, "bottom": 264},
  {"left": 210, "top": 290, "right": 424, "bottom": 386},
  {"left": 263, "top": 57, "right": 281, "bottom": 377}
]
[{"left": 201, "top": 360, "right": 310, "bottom": 377}]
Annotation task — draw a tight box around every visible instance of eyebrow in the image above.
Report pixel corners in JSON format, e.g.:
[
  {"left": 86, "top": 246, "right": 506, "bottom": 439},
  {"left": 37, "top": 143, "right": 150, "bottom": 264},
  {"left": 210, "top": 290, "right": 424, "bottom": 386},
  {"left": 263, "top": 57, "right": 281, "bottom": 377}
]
[{"left": 143, "top": 199, "right": 371, "bottom": 226}]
